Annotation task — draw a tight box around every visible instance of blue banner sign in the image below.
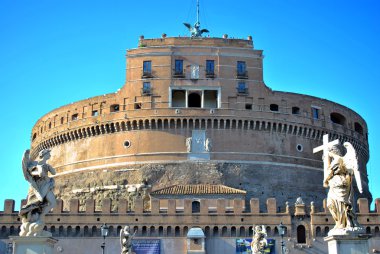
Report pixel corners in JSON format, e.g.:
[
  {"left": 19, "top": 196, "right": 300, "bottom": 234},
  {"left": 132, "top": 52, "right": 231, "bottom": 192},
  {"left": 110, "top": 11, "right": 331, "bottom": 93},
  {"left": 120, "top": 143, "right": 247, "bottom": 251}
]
[
  {"left": 132, "top": 239, "right": 160, "bottom": 254},
  {"left": 236, "top": 238, "right": 275, "bottom": 254}
]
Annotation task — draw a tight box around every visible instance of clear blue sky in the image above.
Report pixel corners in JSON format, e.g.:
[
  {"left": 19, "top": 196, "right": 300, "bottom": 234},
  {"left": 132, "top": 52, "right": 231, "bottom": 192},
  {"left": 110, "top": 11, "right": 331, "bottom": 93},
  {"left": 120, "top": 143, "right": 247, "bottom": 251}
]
[{"left": 0, "top": 0, "right": 379, "bottom": 210}]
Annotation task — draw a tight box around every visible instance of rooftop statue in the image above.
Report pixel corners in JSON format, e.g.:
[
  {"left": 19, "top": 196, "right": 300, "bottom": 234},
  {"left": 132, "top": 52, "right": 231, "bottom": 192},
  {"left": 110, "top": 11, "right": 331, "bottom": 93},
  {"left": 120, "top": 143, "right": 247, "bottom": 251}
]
[
  {"left": 184, "top": 22, "right": 209, "bottom": 37},
  {"left": 183, "top": 0, "right": 209, "bottom": 37},
  {"left": 19, "top": 149, "right": 57, "bottom": 237}
]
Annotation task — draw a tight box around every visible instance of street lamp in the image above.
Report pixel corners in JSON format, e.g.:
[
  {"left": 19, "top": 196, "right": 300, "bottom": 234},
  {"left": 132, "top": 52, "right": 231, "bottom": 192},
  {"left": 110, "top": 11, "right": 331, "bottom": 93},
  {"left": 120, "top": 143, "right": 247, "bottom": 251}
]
[
  {"left": 278, "top": 222, "right": 286, "bottom": 254},
  {"left": 100, "top": 223, "right": 109, "bottom": 254}
]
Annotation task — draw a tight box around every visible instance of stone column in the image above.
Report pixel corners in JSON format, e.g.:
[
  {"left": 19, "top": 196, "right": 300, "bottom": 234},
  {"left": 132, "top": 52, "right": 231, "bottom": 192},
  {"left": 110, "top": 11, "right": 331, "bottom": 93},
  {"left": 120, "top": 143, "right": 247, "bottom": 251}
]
[
  {"left": 324, "top": 234, "right": 371, "bottom": 254},
  {"left": 10, "top": 236, "right": 58, "bottom": 254}
]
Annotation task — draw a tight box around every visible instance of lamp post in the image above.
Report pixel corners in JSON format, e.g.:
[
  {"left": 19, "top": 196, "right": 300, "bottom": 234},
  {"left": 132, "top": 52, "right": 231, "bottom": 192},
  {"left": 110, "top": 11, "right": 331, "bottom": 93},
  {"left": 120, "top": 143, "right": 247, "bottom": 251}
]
[
  {"left": 278, "top": 222, "right": 286, "bottom": 254},
  {"left": 100, "top": 223, "right": 109, "bottom": 254}
]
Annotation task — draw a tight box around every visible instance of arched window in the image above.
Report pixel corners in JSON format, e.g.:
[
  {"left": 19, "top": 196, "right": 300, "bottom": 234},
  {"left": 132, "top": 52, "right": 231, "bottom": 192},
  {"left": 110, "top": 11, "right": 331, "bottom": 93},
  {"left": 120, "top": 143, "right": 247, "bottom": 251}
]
[
  {"left": 248, "top": 226, "right": 253, "bottom": 237},
  {"left": 292, "top": 106, "right": 300, "bottom": 114},
  {"left": 297, "top": 225, "right": 306, "bottom": 243},
  {"left": 142, "top": 226, "right": 147, "bottom": 236},
  {"left": 59, "top": 226, "right": 65, "bottom": 237},
  {"left": 231, "top": 226, "right": 236, "bottom": 237},
  {"left": 133, "top": 226, "right": 138, "bottom": 236},
  {"left": 67, "top": 226, "right": 73, "bottom": 237},
  {"left": 92, "top": 226, "right": 98, "bottom": 237},
  {"left": 32, "top": 133, "right": 37, "bottom": 141},
  {"left": 354, "top": 122, "right": 364, "bottom": 135},
  {"left": 150, "top": 226, "right": 156, "bottom": 237},
  {"left": 324, "top": 226, "right": 330, "bottom": 236},
  {"left": 366, "top": 227, "right": 371, "bottom": 234},
  {"left": 84, "top": 226, "right": 90, "bottom": 237},
  {"left": 213, "top": 226, "right": 219, "bottom": 237},
  {"left": 265, "top": 226, "right": 271, "bottom": 237},
  {"left": 375, "top": 226, "right": 379, "bottom": 236},
  {"left": 71, "top": 114, "right": 78, "bottom": 121},
  {"left": 158, "top": 226, "right": 164, "bottom": 237},
  {"left": 222, "top": 226, "right": 228, "bottom": 237},
  {"left": 330, "top": 112, "right": 346, "bottom": 125},
  {"left": 270, "top": 104, "right": 279, "bottom": 112},
  {"left": 188, "top": 92, "right": 201, "bottom": 108},
  {"left": 239, "top": 226, "right": 245, "bottom": 237},
  {"left": 274, "top": 226, "right": 279, "bottom": 236},
  {"left": 316, "top": 226, "right": 322, "bottom": 237},
  {"left": 75, "top": 226, "right": 81, "bottom": 237},
  {"left": 183, "top": 226, "right": 189, "bottom": 236},
  {"left": 192, "top": 201, "right": 200, "bottom": 213},
  {"left": 50, "top": 226, "right": 56, "bottom": 237},
  {"left": 167, "top": 226, "right": 172, "bottom": 237},
  {"left": 175, "top": 226, "right": 180, "bottom": 237},
  {"left": 205, "top": 226, "right": 210, "bottom": 237}
]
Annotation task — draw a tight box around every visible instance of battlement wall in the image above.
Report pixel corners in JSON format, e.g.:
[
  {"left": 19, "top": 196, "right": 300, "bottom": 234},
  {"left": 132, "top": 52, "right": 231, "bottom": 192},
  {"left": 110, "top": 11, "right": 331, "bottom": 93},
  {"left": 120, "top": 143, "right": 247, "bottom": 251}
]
[
  {"left": 2, "top": 198, "right": 379, "bottom": 215},
  {"left": 136, "top": 37, "right": 255, "bottom": 48},
  {"left": 1, "top": 198, "right": 379, "bottom": 239}
]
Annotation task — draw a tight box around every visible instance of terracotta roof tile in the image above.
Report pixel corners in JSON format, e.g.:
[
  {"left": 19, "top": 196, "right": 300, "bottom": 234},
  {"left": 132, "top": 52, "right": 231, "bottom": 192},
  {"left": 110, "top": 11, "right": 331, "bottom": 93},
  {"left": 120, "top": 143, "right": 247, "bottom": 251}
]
[{"left": 151, "top": 184, "right": 246, "bottom": 195}]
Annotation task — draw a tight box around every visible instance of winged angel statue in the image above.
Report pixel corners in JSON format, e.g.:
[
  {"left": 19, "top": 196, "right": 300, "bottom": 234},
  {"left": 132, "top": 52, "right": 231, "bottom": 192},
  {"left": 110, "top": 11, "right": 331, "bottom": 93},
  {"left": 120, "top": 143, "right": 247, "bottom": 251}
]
[
  {"left": 120, "top": 226, "right": 136, "bottom": 254},
  {"left": 324, "top": 142, "right": 363, "bottom": 235},
  {"left": 251, "top": 225, "right": 267, "bottom": 254},
  {"left": 184, "top": 22, "right": 209, "bottom": 37},
  {"left": 19, "top": 149, "right": 57, "bottom": 236}
]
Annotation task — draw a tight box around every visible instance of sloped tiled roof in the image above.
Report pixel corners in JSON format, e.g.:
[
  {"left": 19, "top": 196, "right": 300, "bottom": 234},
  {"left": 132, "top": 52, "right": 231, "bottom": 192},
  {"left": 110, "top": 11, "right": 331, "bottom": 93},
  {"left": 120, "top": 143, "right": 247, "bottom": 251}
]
[{"left": 150, "top": 184, "right": 246, "bottom": 195}]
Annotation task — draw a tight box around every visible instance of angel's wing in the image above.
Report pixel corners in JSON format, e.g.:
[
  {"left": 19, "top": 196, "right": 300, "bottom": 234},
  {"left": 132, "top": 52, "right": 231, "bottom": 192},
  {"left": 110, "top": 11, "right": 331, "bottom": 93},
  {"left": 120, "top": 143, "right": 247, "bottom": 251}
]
[
  {"left": 343, "top": 142, "right": 362, "bottom": 193},
  {"left": 262, "top": 225, "right": 267, "bottom": 236},
  {"left": 200, "top": 29, "right": 209, "bottom": 34},
  {"left": 120, "top": 229, "right": 123, "bottom": 248},
  {"left": 22, "top": 149, "right": 33, "bottom": 183},
  {"left": 183, "top": 23, "right": 192, "bottom": 30},
  {"left": 251, "top": 226, "right": 256, "bottom": 236}
]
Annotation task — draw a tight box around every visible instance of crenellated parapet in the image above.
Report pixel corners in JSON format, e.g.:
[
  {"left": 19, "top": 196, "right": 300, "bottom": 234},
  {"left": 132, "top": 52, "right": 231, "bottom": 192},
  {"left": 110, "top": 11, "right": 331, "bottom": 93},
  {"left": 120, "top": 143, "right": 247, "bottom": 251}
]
[{"left": 1, "top": 197, "right": 379, "bottom": 239}]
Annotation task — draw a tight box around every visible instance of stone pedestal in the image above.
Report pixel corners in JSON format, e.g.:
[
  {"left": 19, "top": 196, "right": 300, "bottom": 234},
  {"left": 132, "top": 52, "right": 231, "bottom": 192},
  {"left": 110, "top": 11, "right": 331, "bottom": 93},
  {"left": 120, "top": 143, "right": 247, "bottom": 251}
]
[
  {"left": 10, "top": 236, "right": 58, "bottom": 254},
  {"left": 324, "top": 234, "right": 371, "bottom": 254},
  {"left": 187, "top": 227, "right": 206, "bottom": 254}
]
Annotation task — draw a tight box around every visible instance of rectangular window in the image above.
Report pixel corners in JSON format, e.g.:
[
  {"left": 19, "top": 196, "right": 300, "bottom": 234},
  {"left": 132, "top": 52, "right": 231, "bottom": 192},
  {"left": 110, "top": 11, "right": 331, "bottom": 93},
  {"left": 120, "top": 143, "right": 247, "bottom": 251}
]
[
  {"left": 237, "top": 61, "right": 246, "bottom": 76},
  {"left": 312, "top": 107, "right": 319, "bottom": 119},
  {"left": 92, "top": 110, "right": 98, "bottom": 117},
  {"left": 175, "top": 60, "right": 183, "bottom": 74},
  {"left": 143, "top": 82, "right": 151, "bottom": 94},
  {"left": 143, "top": 61, "right": 151, "bottom": 75},
  {"left": 237, "top": 82, "right": 247, "bottom": 94},
  {"left": 206, "top": 60, "right": 214, "bottom": 75}
]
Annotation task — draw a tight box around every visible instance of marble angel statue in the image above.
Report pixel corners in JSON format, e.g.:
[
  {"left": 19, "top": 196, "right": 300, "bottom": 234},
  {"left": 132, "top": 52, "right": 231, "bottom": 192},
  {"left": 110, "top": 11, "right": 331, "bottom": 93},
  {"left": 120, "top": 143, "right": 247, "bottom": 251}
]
[
  {"left": 324, "top": 142, "right": 363, "bottom": 235},
  {"left": 251, "top": 225, "right": 267, "bottom": 254},
  {"left": 120, "top": 226, "right": 136, "bottom": 254},
  {"left": 19, "top": 149, "right": 57, "bottom": 236}
]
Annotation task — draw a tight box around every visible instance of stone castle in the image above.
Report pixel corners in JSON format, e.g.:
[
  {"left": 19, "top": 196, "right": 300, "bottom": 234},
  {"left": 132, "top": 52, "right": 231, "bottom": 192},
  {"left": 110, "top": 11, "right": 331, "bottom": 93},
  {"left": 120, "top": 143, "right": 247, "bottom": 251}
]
[{"left": 1, "top": 34, "right": 379, "bottom": 253}]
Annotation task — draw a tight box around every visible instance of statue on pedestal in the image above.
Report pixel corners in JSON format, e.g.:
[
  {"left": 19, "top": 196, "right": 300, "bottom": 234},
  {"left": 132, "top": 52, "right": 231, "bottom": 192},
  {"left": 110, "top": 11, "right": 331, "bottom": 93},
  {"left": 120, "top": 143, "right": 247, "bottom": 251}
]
[
  {"left": 314, "top": 137, "right": 364, "bottom": 235},
  {"left": 19, "top": 149, "right": 57, "bottom": 237},
  {"left": 120, "top": 226, "right": 136, "bottom": 254},
  {"left": 251, "top": 225, "right": 267, "bottom": 254}
]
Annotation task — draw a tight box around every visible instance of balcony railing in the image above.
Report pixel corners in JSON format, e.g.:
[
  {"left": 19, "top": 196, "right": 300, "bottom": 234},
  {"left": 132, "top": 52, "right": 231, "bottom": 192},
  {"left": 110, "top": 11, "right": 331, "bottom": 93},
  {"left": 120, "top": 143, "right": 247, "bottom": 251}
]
[
  {"left": 142, "top": 71, "right": 153, "bottom": 78},
  {"left": 141, "top": 88, "right": 152, "bottom": 96},
  {"left": 237, "top": 87, "right": 248, "bottom": 95},
  {"left": 205, "top": 71, "right": 215, "bottom": 78},
  {"left": 236, "top": 71, "right": 248, "bottom": 79},
  {"left": 173, "top": 70, "right": 185, "bottom": 78}
]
